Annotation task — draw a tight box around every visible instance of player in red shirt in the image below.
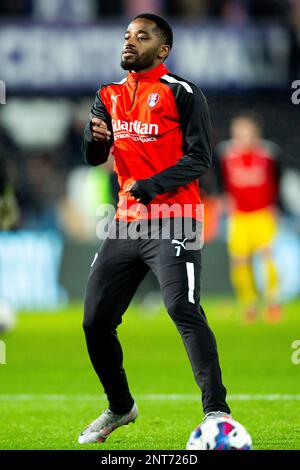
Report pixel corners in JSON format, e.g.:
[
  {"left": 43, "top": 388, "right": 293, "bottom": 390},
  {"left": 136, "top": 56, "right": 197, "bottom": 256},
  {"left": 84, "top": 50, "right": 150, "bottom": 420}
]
[
  {"left": 78, "top": 13, "right": 233, "bottom": 444},
  {"left": 216, "top": 112, "right": 281, "bottom": 323}
]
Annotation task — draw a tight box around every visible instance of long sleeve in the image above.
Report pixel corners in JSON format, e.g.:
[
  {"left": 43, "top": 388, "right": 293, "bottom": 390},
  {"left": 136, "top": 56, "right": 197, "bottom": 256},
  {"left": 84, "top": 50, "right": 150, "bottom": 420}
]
[
  {"left": 149, "top": 83, "right": 212, "bottom": 194},
  {"left": 81, "top": 88, "right": 113, "bottom": 166}
]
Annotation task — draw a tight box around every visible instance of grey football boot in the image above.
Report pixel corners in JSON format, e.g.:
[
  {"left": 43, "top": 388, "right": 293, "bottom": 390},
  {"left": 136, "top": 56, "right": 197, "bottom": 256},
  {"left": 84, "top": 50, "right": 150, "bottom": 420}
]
[
  {"left": 204, "top": 411, "right": 232, "bottom": 422},
  {"left": 78, "top": 402, "right": 138, "bottom": 444}
]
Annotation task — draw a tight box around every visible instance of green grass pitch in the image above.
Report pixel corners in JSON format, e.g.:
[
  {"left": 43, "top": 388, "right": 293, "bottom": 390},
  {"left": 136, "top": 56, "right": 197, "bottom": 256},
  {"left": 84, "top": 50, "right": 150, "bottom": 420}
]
[{"left": 0, "top": 298, "right": 299, "bottom": 450}]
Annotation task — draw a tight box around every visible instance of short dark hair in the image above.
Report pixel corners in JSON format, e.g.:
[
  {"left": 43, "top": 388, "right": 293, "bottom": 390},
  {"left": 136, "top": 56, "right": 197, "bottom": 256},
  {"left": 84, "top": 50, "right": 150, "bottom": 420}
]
[{"left": 133, "top": 13, "right": 173, "bottom": 49}]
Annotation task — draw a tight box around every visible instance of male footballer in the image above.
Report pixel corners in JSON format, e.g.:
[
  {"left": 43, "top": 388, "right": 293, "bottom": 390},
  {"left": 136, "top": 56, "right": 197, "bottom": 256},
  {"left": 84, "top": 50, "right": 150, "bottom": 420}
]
[
  {"left": 79, "top": 13, "right": 232, "bottom": 444},
  {"left": 216, "top": 112, "right": 281, "bottom": 323}
]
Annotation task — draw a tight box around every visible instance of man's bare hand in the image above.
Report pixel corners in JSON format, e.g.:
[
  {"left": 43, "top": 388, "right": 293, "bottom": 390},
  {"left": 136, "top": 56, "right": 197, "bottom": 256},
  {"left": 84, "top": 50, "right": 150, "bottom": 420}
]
[{"left": 90, "top": 118, "right": 111, "bottom": 142}]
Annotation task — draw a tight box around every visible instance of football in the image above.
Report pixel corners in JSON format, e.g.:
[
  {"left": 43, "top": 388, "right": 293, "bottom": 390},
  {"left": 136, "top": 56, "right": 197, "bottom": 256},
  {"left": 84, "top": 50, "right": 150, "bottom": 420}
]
[{"left": 186, "top": 416, "right": 252, "bottom": 450}]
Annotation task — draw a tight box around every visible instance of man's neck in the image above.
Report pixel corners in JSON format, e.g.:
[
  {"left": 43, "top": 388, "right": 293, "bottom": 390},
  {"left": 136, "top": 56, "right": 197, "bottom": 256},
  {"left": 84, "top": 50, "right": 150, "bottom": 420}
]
[{"left": 131, "top": 61, "right": 164, "bottom": 74}]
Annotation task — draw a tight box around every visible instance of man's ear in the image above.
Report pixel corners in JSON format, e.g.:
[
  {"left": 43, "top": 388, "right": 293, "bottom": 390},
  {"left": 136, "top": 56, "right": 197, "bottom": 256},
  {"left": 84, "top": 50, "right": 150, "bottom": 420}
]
[{"left": 158, "top": 45, "right": 170, "bottom": 60}]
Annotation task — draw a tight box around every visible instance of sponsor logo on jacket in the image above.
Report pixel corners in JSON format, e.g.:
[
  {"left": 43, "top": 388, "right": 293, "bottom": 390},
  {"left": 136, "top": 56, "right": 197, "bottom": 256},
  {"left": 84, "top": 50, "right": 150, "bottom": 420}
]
[{"left": 112, "top": 119, "right": 159, "bottom": 135}]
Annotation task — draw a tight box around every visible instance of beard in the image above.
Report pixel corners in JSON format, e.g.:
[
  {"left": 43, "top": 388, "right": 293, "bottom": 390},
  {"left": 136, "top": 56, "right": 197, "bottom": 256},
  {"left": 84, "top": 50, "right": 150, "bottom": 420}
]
[{"left": 120, "top": 50, "right": 156, "bottom": 72}]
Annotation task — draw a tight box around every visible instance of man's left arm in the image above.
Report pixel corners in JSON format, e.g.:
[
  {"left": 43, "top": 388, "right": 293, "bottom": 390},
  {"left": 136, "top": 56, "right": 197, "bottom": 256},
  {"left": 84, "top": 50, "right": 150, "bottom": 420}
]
[{"left": 128, "top": 85, "right": 212, "bottom": 204}]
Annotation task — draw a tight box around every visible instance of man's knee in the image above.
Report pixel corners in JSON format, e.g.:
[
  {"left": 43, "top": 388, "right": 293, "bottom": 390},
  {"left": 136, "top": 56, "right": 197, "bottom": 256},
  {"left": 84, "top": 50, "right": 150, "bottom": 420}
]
[
  {"left": 83, "top": 287, "right": 125, "bottom": 336},
  {"left": 83, "top": 293, "right": 111, "bottom": 334},
  {"left": 166, "top": 300, "right": 183, "bottom": 322},
  {"left": 166, "top": 299, "right": 204, "bottom": 328}
]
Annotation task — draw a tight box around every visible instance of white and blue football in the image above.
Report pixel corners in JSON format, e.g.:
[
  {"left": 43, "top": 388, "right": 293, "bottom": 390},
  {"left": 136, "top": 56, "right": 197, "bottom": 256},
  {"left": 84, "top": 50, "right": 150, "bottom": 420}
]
[{"left": 186, "top": 417, "right": 252, "bottom": 450}]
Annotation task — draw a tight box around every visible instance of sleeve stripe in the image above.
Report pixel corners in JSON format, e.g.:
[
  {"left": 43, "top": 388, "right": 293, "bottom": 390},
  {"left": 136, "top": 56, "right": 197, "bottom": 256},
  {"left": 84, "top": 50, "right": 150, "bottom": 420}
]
[{"left": 161, "top": 74, "right": 193, "bottom": 94}]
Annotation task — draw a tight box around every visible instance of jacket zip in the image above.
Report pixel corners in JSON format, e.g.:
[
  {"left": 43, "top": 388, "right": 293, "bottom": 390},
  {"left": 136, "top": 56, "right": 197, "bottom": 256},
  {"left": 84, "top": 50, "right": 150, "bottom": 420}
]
[{"left": 130, "top": 80, "right": 138, "bottom": 111}]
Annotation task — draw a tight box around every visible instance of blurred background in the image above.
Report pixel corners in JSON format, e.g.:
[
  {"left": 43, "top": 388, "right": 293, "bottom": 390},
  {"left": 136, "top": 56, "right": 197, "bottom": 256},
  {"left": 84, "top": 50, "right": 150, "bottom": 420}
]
[{"left": 0, "top": 0, "right": 300, "bottom": 311}]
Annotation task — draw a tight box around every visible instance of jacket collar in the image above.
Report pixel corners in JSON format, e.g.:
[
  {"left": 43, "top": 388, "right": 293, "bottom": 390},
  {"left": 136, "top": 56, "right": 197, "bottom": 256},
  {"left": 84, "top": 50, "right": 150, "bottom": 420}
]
[{"left": 128, "top": 63, "right": 169, "bottom": 83}]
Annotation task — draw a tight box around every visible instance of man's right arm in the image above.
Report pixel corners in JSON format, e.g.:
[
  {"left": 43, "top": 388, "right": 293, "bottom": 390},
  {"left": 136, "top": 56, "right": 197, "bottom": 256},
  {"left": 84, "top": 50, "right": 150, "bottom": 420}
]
[{"left": 82, "top": 88, "right": 113, "bottom": 166}]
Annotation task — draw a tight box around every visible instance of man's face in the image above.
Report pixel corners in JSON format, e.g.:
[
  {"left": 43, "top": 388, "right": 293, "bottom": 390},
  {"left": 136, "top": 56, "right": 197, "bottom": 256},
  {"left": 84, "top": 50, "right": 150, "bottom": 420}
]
[
  {"left": 230, "top": 118, "right": 261, "bottom": 150},
  {"left": 121, "top": 19, "right": 167, "bottom": 72}
]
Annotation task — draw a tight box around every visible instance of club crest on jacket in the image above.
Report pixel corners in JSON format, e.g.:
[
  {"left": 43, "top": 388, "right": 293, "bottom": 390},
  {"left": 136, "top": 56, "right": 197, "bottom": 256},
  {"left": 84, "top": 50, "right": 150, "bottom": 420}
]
[{"left": 147, "top": 93, "right": 160, "bottom": 108}]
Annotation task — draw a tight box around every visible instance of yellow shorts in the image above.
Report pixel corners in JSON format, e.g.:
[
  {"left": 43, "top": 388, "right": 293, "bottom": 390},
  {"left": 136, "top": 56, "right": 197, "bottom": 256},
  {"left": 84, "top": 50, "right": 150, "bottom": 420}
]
[{"left": 228, "top": 208, "right": 278, "bottom": 258}]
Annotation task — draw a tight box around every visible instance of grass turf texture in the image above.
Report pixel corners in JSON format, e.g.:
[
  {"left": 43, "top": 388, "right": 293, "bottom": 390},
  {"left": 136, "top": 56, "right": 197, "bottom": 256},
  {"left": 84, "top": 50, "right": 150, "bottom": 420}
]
[{"left": 0, "top": 298, "right": 299, "bottom": 450}]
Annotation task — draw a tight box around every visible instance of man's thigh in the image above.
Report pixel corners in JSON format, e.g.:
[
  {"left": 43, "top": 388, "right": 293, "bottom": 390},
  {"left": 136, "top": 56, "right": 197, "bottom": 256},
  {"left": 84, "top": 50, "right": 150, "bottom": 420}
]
[
  {"left": 139, "top": 218, "right": 203, "bottom": 306},
  {"left": 84, "top": 234, "right": 149, "bottom": 328}
]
